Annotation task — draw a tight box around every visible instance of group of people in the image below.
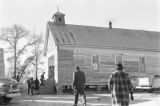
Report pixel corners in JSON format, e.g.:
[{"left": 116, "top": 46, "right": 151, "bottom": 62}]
[
  {"left": 26, "top": 63, "right": 133, "bottom": 106},
  {"left": 27, "top": 77, "right": 40, "bottom": 95},
  {"left": 72, "top": 63, "right": 134, "bottom": 106},
  {"left": 27, "top": 72, "right": 45, "bottom": 95}
]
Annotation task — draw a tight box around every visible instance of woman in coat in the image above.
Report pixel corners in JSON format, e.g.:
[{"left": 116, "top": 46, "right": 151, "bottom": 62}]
[{"left": 108, "top": 63, "right": 134, "bottom": 106}]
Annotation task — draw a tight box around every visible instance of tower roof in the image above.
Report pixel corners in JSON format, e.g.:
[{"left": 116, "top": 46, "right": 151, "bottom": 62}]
[
  {"left": 54, "top": 11, "right": 65, "bottom": 16},
  {"left": 52, "top": 11, "right": 65, "bottom": 20}
]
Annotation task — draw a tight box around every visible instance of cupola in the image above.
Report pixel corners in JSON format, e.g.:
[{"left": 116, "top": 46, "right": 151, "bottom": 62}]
[{"left": 52, "top": 10, "right": 65, "bottom": 26}]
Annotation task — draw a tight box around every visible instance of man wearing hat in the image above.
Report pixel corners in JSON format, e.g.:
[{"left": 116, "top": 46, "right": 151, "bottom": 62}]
[
  {"left": 72, "top": 66, "right": 86, "bottom": 106},
  {"left": 108, "top": 63, "right": 134, "bottom": 106}
]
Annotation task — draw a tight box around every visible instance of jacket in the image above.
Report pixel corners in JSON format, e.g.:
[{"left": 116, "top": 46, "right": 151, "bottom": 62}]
[
  {"left": 108, "top": 70, "right": 133, "bottom": 106},
  {"left": 73, "top": 70, "right": 85, "bottom": 89}
]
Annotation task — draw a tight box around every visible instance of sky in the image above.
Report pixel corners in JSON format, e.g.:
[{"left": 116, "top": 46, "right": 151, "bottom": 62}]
[{"left": 0, "top": 0, "right": 160, "bottom": 34}]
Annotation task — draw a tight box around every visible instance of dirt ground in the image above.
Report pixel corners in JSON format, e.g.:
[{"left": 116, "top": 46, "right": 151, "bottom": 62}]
[
  {"left": 15, "top": 74, "right": 160, "bottom": 106},
  {"left": 4, "top": 91, "right": 160, "bottom": 106}
]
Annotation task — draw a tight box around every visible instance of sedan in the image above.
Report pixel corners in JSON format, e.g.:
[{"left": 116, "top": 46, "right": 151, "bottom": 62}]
[{"left": 0, "top": 77, "right": 21, "bottom": 104}]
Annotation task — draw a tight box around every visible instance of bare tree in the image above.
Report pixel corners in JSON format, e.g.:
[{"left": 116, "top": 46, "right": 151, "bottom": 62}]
[
  {"left": 31, "top": 34, "right": 44, "bottom": 77},
  {"left": 0, "top": 24, "right": 39, "bottom": 78},
  {"left": 19, "top": 56, "right": 35, "bottom": 79}
]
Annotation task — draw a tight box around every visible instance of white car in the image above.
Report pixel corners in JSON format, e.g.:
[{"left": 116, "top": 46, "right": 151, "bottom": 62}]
[
  {"left": 136, "top": 75, "right": 160, "bottom": 92},
  {"left": 0, "top": 77, "right": 21, "bottom": 104}
]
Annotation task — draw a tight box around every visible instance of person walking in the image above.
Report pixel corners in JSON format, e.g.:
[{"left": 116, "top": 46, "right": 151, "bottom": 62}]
[
  {"left": 34, "top": 77, "right": 40, "bottom": 94},
  {"left": 72, "top": 66, "right": 86, "bottom": 106},
  {"left": 27, "top": 78, "right": 31, "bottom": 95},
  {"left": 108, "top": 63, "right": 134, "bottom": 106}
]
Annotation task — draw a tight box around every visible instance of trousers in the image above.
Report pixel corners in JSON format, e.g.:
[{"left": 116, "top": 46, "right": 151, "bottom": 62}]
[{"left": 74, "top": 88, "right": 86, "bottom": 104}]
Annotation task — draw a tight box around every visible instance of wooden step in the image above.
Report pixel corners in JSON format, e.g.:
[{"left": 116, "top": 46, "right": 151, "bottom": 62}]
[{"left": 39, "top": 78, "right": 56, "bottom": 94}]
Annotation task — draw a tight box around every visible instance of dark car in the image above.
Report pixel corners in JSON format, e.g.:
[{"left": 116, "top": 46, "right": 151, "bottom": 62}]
[{"left": 0, "top": 77, "right": 21, "bottom": 104}]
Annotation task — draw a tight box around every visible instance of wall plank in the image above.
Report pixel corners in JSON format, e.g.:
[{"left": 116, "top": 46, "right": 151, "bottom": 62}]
[
  {"left": 145, "top": 56, "right": 160, "bottom": 74},
  {"left": 58, "top": 49, "right": 74, "bottom": 84},
  {"left": 57, "top": 48, "right": 160, "bottom": 86}
]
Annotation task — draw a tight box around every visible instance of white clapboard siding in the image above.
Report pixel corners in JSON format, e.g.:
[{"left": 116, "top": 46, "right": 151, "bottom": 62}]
[{"left": 58, "top": 49, "right": 74, "bottom": 84}]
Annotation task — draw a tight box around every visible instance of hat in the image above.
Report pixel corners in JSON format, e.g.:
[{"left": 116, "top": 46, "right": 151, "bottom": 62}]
[
  {"left": 76, "top": 66, "right": 80, "bottom": 70},
  {"left": 117, "top": 63, "right": 123, "bottom": 70}
]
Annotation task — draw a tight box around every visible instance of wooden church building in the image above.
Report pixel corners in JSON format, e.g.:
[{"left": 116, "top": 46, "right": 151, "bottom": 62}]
[{"left": 44, "top": 11, "right": 160, "bottom": 93}]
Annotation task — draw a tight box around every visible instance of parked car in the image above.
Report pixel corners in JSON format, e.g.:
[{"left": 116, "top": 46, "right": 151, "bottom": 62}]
[
  {"left": 136, "top": 75, "right": 160, "bottom": 92},
  {"left": 0, "top": 77, "right": 21, "bottom": 104}
]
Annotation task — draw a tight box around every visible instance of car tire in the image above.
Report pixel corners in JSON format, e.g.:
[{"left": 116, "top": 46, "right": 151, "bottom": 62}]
[
  {"left": 0, "top": 97, "right": 3, "bottom": 104},
  {"left": 0, "top": 96, "right": 5, "bottom": 105},
  {"left": 148, "top": 89, "right": 154, "bottom": 93},
  {"left": 4, "top": 97, "right": 12, "bottom": 104}
]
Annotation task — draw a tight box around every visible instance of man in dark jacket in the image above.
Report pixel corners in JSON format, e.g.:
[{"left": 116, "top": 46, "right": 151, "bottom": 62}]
[
  {"left": 27, "top": 78, "right": 31, "bottom": 95},
  {"left": 72, "top": 66, "right": 86, "bottom": 106},
  {"left": 34, "top": 77, "right": 40, "bottom": 94}
]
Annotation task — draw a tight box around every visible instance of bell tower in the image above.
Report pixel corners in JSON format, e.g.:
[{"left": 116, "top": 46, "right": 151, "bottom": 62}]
[{"left": 52, "top": 8, "right": 65, "bottom": 26}]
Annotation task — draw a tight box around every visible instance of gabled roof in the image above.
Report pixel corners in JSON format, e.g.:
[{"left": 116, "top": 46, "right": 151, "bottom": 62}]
[{"left": 45, "top": 22, "right": 160, "bottom": 53}]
